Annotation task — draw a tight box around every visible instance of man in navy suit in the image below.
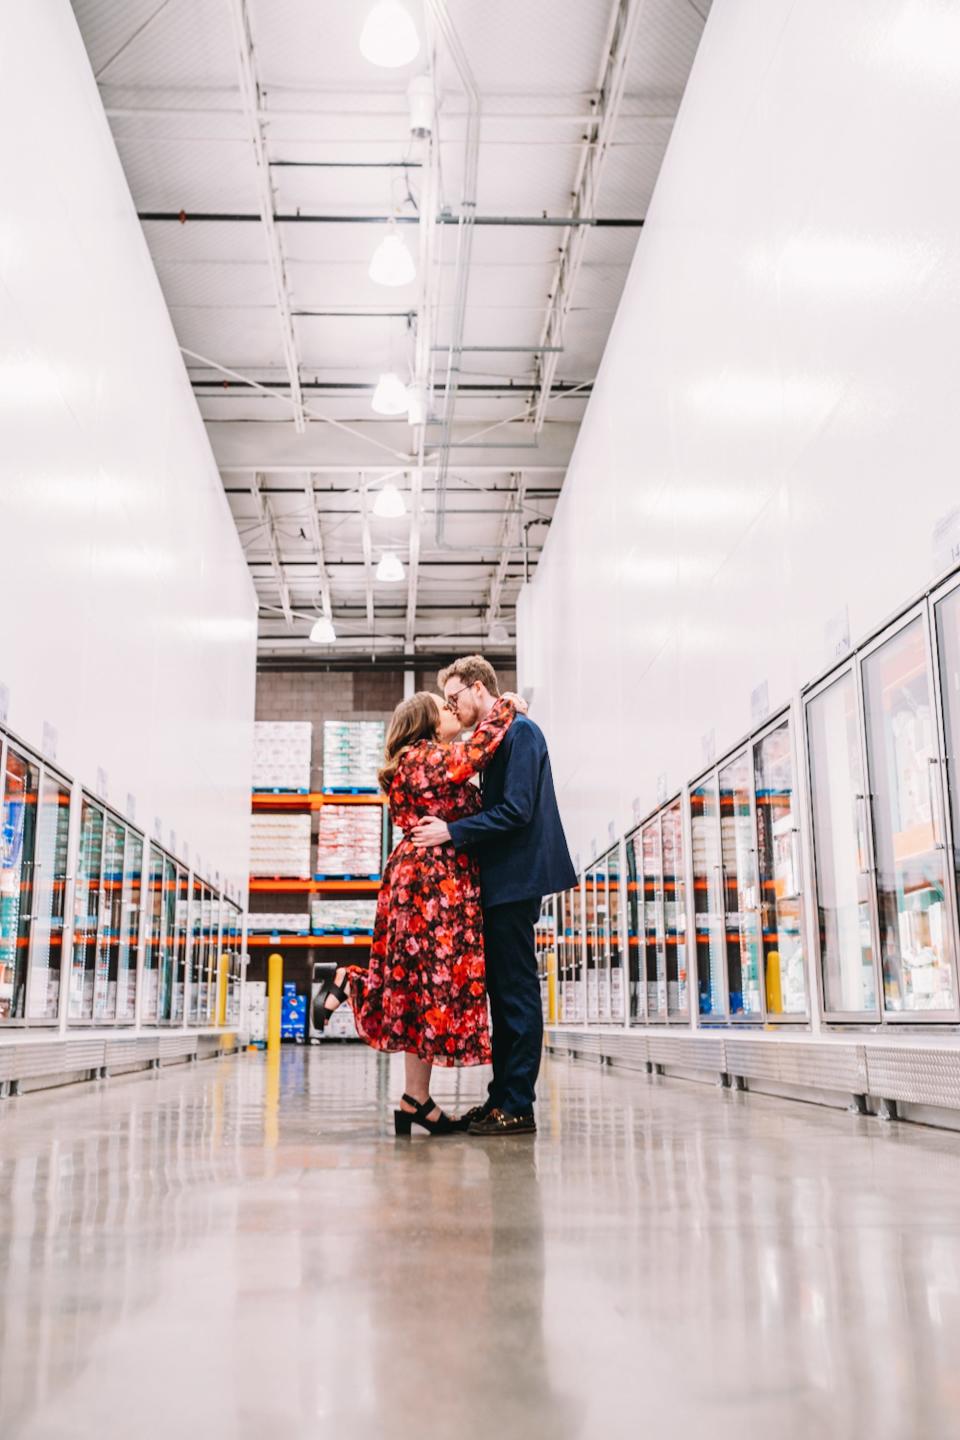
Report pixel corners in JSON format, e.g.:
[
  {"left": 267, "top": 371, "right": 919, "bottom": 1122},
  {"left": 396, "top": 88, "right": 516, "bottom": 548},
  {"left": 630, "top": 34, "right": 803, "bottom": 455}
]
[{"left": 411, "top": 655, "right": 577, "bottom": 1136}]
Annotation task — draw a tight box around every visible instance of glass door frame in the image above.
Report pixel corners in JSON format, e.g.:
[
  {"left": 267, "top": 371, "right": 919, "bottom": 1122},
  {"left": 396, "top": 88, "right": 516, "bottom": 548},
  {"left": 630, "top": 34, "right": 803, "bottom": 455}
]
[
  {"left": 627, "top": 797, "right": 693, "bottom": 1028},
  {"left": 690, "top": 709, "right": 811, "bottom": 1027},
  {"left": 846, "top": 598, "right": 960, "bottom": 1023},
  {"left": 0, "top": 730, "right": 75, "bottom": 1029},
  {"left": 66, "top": 794, "right": 146, "bottom": 1028},
  {"left": 803, "top": 659, "right": 884, "bottom": 1025}
]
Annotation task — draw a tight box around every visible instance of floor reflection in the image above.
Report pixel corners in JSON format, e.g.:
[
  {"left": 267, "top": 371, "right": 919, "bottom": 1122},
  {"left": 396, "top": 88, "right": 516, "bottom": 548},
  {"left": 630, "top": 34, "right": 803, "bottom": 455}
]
[{"left": 1, "top": 1050, "right": 960, "bottom": 1438}]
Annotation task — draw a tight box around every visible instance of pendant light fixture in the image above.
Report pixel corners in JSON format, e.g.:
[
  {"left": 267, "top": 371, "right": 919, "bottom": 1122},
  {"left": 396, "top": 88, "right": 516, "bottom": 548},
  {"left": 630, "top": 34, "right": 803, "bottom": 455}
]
[
  {"left": 309, "top": 615, "right": 336, "bottom": 644},
  {"left": 406, "top": 382, "right": 427, "bottom": 426},
  {"left": 376, "top": 551, "right": 406, "bottom": 583},
  {"left": 372, "top": 482, "right": 407, "bottom": 519},
  {"left": 359, "top": 1, "right": 420, "bottom": 68},
  {"left": 488, "top": 621, "right": 510, "bottom": 645},
  {"left": 371, "top": 372, "right": 409, "bottom": 415},
  {"left": 369, "top": 223, "right": 416, "bottom": 288}
]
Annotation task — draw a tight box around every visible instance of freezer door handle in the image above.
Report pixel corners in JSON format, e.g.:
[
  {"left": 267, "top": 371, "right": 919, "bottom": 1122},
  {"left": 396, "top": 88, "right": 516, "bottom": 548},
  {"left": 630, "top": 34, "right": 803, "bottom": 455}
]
[
  {"left": 928, "top": 758, "right": 947, "bottom": 852},
  {"left": 854, "top": 794, "right": 873, "bottom": 875}
]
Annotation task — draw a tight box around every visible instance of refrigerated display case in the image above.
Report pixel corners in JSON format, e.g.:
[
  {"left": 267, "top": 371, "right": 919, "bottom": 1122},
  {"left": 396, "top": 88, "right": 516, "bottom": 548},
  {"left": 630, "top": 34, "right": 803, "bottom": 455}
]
[
  {"left": 26, "top": 768, "right": 71, "bottom": 1021},
  {"left": 222, "top": 901, "right": 244, "bottom": 1026},
  {"left": 807, "top": 591, "right": 960, "bottom": 1025},
  {"left": 608, "top": 845, "right": 625, "bottom": 1021},
  {"left": 1, "top": 742, "right": 39, "bottom": 1021},
  {"left": 693, "top": 716, "right": 807, "bottom": 1024},
  {"left": 806, "top": 669, "right": 877, "bottom": 1016},
  {"left": 584, "top": 865, "right": 597, "bottom": 1020},
  {"left": 536, "top": 897, "right": 557, "bottom": 1022},
  {"left": 625, "top": 832, "right": 641, "bottom": 1022},
  {"left": 172, "top": 867, "right": 189, "bottom": 1023},
  {"left": 558, "top": 884, "right": 583, "bottom": 1022},
  {"left": 627, "top": 802, "right": 689, "bottom": 1025},
  {"left": 68, "top": 797, "right": 144, "bottom": 1025}
]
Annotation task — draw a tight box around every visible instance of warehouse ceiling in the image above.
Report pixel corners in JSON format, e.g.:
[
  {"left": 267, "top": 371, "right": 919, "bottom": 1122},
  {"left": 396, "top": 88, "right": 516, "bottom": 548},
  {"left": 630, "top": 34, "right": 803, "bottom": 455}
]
[{"left": 71, "top": 0, "right": 711, "bottom": 664}]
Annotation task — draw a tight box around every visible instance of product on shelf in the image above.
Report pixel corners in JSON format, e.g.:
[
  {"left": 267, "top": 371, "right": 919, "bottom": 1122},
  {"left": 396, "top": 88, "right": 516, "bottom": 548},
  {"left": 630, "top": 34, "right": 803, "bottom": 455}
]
[
  {"left": 248, "top": 911, "right": 311, "bottom": 934},
  {"left": 253, "top": 721, "right": 312, "bottom": 792},
  {"left": 250, "top": 813, "right": 312, "bottom": 878},
  {"left": 316, "top": 804, "right": 383, "bottom": 877},
  {"left": 310, "top": 898, "right": 378, "bottom": 933},
  {"left": 281, "top": 982, "right": 307, "bottom": 1040},
  {"left": 322, "top": 720, "right": 385, "bottom": 791},
  {"left": 243, "top": 980, "right": 267, "bottom": 1041}
]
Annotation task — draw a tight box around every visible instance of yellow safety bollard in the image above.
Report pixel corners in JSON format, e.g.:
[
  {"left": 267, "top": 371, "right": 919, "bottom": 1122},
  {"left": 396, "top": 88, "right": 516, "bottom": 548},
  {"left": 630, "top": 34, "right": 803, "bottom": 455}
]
[
  {"left": 546, "top": 949, "right": 558, "bottom": 1025},
  {"left": 267, "top": 951, "right": 283, "bottom": 1053},
  {"left": 216, "top": 952, "right": 228, "bottom": 1027},
  {"left": 766, "top": 949, "right": 782, "bottom": 1016}
]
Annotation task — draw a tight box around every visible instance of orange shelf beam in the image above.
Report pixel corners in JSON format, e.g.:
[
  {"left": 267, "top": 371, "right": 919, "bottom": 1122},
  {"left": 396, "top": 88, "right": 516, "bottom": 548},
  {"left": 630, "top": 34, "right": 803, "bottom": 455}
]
[
  {"left": 252, "top": 792, "right": 386, "bottom": 811},
  {"left": 246, "top": 934, "right": 373, "bottom": 948},
  {"left": 248, "top": 877, "right": 381, "bottom": 894}
]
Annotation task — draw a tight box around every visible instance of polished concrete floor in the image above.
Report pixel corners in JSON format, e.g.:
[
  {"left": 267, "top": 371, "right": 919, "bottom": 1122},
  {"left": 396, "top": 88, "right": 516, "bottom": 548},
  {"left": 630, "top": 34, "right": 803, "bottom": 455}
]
[{"left": 2, "top": 1050, "right": 960, "bottom": 1439}]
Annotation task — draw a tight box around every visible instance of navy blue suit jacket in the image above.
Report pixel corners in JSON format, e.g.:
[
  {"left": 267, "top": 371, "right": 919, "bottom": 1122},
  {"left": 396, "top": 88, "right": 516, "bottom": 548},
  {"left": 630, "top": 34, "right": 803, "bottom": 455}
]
[{"left": 447, "top": 713, "right": 578, "bottom": 908}]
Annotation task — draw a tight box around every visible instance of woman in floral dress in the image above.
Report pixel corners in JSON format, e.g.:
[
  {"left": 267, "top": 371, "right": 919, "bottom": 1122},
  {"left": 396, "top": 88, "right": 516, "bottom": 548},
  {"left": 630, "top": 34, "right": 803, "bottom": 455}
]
[{"left": 315, "top": 690, "right": 516, "bottom": 1135}]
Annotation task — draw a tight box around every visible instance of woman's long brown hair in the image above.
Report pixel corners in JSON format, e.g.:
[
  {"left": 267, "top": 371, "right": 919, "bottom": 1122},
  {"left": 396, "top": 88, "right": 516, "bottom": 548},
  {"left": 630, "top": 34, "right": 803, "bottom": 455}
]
[{"left": 377, "top": 692, "right": 441, "bottom": 793}]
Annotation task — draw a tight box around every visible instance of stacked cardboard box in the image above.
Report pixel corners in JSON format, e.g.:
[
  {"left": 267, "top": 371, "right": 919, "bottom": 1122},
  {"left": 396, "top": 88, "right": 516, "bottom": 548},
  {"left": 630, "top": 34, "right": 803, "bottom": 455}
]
[
  {"left": 250, "top": 814, "right": 312, "bottom": 878},
  {"left": 248, "top": 911, "right": 311, "bottom": 934},
  {"left": 322, "top": 720, "right": 384, "bottom": 791},
  {"left": 310, "top": 898, "right": 378, "bottom": 933},
  {"left": 316, "top": 805, "right": 383, "bottom": 877},
  {"left": 253, "top": 721, "right": 312, "bottom": 791}
]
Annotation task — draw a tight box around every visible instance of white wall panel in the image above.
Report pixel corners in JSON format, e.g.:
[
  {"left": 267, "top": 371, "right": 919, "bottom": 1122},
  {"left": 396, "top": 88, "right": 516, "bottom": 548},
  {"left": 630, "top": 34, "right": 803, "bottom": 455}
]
[
  {"left": 520, "top": 0, "right": 960, "bottom": 865},
  {"left": 0, "top": 3, "right": 256, "bottom": 898}
]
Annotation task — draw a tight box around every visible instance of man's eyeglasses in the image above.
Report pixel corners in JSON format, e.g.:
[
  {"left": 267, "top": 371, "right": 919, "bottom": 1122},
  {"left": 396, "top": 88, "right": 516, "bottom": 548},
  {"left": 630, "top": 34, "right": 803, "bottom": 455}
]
[{"left": 444, "top": 684, "right": 472, "bottom": 713}]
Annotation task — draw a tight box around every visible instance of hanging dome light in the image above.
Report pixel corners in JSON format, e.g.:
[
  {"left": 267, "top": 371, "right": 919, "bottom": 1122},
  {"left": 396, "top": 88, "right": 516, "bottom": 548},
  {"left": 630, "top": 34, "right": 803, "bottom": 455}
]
[
  {"left": 373, "top": 482, "right": 407, "bottom": 519},
  {"left": 369, "top": 224, "right": 416, "bottom": 288},
  {"left": 371, "top": 372, "right": 409, "bottom": 415},
  {"left": 406, "top": 382, "right": 427, "bottom": 426},
  {"left": 489, "top": 621, "right": 510, "bottom": 645},
  {"left": 359, "top": 1, "right": 420, "bottom": 68},
  {"left": 309, "top": 615, "right": 336, "bottom": 644},
  {"left": 376, "top": 551, "right": 406, "bottom": 583}
]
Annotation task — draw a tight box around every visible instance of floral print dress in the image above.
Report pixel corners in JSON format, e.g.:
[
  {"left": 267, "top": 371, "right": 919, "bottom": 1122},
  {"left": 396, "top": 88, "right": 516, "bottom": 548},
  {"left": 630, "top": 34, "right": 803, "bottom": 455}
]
[{"left": 349, "top": 698, "right": 515, "bottom": 1066}]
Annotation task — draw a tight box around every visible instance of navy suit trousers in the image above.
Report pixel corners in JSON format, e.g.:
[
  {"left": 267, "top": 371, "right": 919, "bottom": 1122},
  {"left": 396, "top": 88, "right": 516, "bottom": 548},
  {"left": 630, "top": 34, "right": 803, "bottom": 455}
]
[{"left": 483, "top": 896, "right": 543, "bottom": 1116}]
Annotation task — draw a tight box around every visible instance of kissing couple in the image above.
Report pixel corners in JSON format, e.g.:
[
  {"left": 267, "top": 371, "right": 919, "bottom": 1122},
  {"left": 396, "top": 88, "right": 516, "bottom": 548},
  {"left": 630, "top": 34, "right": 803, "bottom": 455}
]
[{"left": 314, "top": 654, "right": 577, "bottom": 1136}]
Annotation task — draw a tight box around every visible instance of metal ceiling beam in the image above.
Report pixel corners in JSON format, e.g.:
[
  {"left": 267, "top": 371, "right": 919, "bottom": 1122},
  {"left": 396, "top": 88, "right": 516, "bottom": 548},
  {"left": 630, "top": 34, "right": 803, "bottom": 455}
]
[
  {"left": 530, "top": 0, "right": 644, "bottom": 432},
  {"left": 358, "top": 475, "right": 375, "bottom": 631},
  {"left": 487, "top": 475, "right": 523, "bottom": 633},
  {"left": 226, "top": 0, "right": 305, "bottom": 432},
  {"left": 249, "top": 473, "right": 292, "bottom": 625},
  {"left": 138, "top": 212, "right": 642, "bottom": 227},
  {"left": 302, "top": 475, "right": 332, "bottom": 623}
]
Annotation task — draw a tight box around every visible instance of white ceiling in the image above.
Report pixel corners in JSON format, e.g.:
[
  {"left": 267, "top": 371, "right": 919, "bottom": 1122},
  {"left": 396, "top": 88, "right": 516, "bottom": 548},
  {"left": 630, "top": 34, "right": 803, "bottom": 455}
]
[{"left": 71, "top": 0, "right": 711, "bottom": 662}]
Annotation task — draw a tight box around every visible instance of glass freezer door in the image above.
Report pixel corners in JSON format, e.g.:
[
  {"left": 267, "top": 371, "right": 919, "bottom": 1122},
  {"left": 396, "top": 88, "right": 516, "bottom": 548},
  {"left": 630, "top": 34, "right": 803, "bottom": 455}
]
[
  {"left": 625, "top": 832, "right": 642, "bottom": 1023},
  {"left": 753, "top": 722, "right": 807, "bottom": 1016},
  {"left": 116, "top": 832, "right": 142, "bottom": 1023},
  {"left": 691, "top": 777, "right": 725, "bottom": 1018},
  {"left": 0, "top": 745, "right": 39, "bottom": 1021},
  {"left": 95, "top": 816, "right": 125, "bottom": 1022},
  {"left": 641, "top": 822, "right": 665, "bottom": 1019},
  {"left": 142, "top": 847, "right": 164, "bottom": 1023},
  {"left": 718, "top": 753, "right": 763, "bottom": 1018},
  {"left": 584, "top": 867, "right": 599, "bottom": 1021},
  {"left": 27, "top": 770, "right": 71, "bottom": 1021},
  {"left": 608, "top": 847, "right": 624, "bottom": 1022},
  {"left": 596, "top": 857, "right": 612, "bottom": 1021},
  {"left": 806, "top": 671, "right": 880, "bottom": 1018},
  {"left": 70, "top": 801, "right": 104, "bottom": 1022},
  {"left": 661, "top": 800, "right": 689, "bottom": 1021},
  {"left": 862, "top": 616, "right": 956, "bottom": 1015}
]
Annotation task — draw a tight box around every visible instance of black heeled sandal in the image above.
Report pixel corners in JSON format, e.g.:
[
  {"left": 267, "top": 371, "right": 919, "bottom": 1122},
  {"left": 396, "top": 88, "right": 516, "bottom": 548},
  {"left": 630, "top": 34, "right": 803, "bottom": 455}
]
[
  {"left": 311, "top": 968, "right": 350, "bottom": 1033},
  {"left": 393, "top": 1094, "right": 460, "bottom": 1137}
]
